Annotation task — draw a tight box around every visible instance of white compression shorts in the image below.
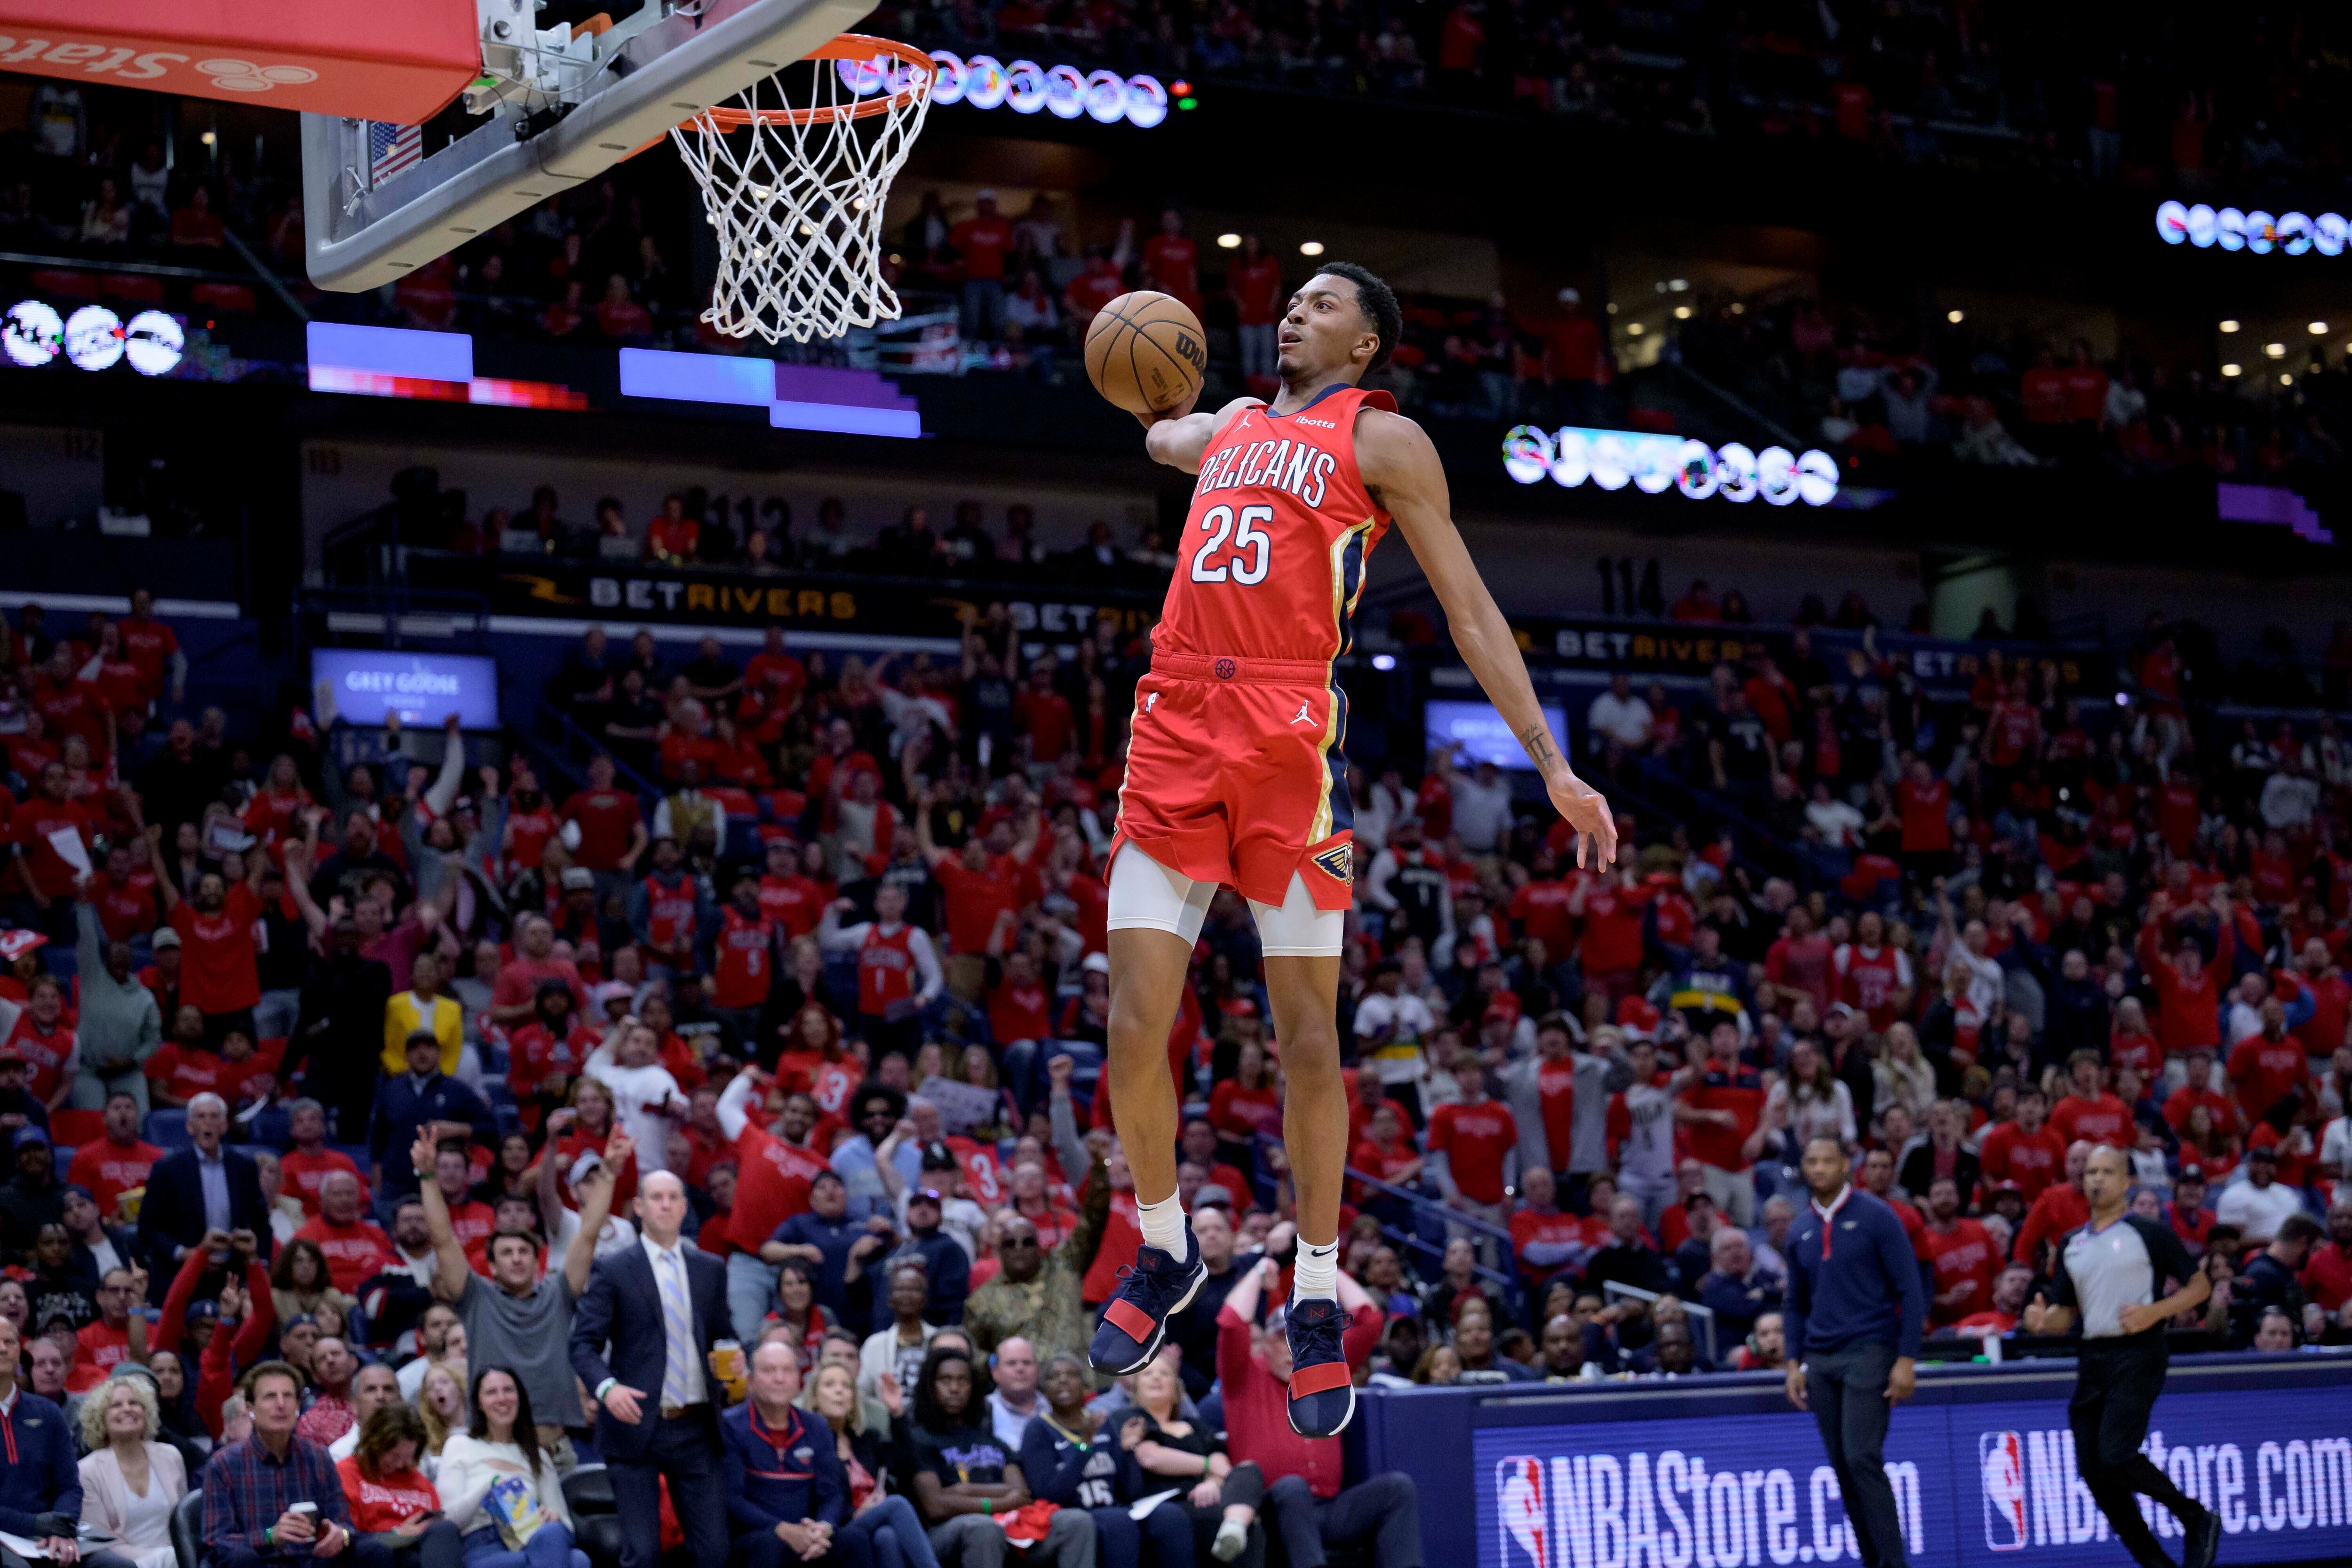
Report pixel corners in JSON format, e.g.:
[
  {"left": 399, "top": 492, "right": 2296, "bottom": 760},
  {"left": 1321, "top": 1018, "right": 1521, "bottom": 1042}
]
[{"left": 1105, "top": 841, "right": 1344, "bottom": 957}]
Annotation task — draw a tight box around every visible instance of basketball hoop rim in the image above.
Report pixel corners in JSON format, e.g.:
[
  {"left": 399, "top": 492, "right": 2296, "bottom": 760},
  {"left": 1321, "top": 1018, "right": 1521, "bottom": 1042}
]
[{"left": 688, "top": 34, "right": 935, "bottom": 130}]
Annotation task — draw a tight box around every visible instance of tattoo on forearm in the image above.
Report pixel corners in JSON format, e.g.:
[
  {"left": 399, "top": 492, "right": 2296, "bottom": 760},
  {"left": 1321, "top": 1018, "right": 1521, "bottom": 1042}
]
[{"left": 1519, "top": 724, "right": 1558, "bottom": 770}]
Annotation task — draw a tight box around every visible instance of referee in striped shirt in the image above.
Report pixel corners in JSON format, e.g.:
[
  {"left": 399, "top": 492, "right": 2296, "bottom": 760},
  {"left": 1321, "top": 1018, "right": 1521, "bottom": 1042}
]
[{"left": 2021, "top": 1145, "right": 2219, "bottom": 1568}]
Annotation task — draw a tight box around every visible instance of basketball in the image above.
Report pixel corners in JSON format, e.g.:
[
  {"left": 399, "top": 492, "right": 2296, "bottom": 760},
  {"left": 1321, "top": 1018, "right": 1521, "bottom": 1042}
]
[{"left": 1085, "top": 291, "right": 1209, "bottom": 415}]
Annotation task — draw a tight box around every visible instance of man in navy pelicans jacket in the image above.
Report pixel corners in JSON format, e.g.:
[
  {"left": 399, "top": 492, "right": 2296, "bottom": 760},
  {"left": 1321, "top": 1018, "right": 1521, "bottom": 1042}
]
[
  {"left": 720, "top": 1341, "right": 849, "bottom": 1568},
  {"left": 1782, "top": 1136, "right": 1924, "bottom": 1568}
]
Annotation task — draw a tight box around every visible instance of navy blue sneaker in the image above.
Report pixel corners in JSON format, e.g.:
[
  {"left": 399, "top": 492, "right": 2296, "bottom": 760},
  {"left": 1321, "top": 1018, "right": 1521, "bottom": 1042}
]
[
  {"left": 1284, "top": 1296, "right": 1356, "bottom": 1438},
  {"left": 1089, "top": 1228, "right": 1206, "bottom": 1376}
]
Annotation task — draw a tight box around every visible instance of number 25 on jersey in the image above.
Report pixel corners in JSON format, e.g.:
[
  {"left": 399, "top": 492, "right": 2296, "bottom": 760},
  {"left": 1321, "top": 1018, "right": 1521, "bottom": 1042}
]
[{"left": 1190, "top": 504, "right": 1271, "bottom": 584}]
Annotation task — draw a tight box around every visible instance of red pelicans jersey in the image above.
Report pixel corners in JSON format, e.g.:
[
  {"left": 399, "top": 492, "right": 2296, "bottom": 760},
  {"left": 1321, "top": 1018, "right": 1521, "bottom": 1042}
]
[{"left": 1113, "top": 384, "right": 1396, "bottom": 911}]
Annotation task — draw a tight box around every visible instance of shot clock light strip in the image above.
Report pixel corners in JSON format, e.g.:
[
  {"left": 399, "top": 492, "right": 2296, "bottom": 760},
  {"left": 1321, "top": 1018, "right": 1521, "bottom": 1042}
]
[
  {"left": 905, "top": 51, "right": 1182, "bottom": 126},
  {"left": 2156, "top": 199, "right": 2352, "bottom": 255},
  {"left": 1503, "top": 424, "right": 1839, "bottom": 506}
]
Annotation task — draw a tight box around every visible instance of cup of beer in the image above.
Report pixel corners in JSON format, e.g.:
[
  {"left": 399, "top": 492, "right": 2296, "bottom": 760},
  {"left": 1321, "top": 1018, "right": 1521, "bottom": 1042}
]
[{"left": 710, "top": 1339, "right": 748, "bottom": 1403}]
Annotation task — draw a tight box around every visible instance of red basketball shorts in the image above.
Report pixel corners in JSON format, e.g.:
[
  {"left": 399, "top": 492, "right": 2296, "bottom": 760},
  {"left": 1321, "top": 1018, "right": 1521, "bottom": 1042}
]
[{"left": 1109, "top": 650, "right": 1356, "bottom": 914}]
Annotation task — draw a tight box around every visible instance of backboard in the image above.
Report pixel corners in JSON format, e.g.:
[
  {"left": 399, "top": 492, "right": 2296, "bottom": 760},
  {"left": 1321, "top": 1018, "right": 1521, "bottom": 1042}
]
[{"left": 300, "top": 0, "right": 875, "bottom": 292}]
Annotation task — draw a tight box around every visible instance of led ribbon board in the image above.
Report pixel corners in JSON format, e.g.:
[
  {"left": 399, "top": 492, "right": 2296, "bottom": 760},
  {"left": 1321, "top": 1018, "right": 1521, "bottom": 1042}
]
[
  {"left": 908, "top": 51, "right": 1172, "bottom": 126},
  {"left": 2156, "top": 200, "right": 2351, "bottom": 255},
  {"left": 4, "top": 299, "right": 183, "bottom": 375},
  {"left": 1502, "top": 424, "right": 1838, "bottom": 506}
]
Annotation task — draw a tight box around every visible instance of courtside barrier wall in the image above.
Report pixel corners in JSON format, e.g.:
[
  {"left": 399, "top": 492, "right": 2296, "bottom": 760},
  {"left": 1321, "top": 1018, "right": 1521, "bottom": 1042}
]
[{"left": 1349, "top": 1352, "right": 2352, "bottom": 1568}]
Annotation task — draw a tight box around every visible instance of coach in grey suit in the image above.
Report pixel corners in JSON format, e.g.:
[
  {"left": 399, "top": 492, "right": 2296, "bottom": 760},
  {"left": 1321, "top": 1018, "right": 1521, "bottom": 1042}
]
[{"left": 568, "top": 1169, "right": 731, "bottom": 1568}]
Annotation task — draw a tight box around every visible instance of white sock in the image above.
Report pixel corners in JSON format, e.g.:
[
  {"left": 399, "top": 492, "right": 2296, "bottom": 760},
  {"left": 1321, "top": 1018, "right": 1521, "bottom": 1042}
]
[
  {"left": 1137, "top": 1192, "right": 1188, "bottom": 1255},
  {"left": 1292, "top": 1240, "right": 1338, "bottom": 1304}
]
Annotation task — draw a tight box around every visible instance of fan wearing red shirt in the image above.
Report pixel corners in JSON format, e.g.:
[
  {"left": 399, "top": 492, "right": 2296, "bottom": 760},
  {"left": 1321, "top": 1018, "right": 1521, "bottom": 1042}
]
[
  {"left": 1976, "top": 1088, "right": 2065, "bottom": 1202},
  {"left": 278, "top": 1100, "right": 367, "bottom": 1215},
  {"left": 1209, "top": 1047, "right": 1285, "bottom": 1143},
  {"left": 66, "top": 1093, "right": 160, "bottom": 1219},
  {"left": 1228, "top": 238, "right": 1283, "bottom": 383},
  {"left": 85, "top": 842, "right": 159, "bottom": 943},
  {"left": 2, "top": 976, "right": 77, "bottom": 1106},
  {"left": 711, "top": 875, "right": 779, "bottom": 1016},
  {"left": 1426, "top": 1059, "right": 1518, "bottom": 1220},
  {"left": 118, "top": 592, "right": 182, "bottom": 704},
  {"left": 949, "top": 192, "right": 1014, "bottom": 339},
  {"left": 2010, "top": 1141, "right": 2092, "bottom": 1266},
  {"left": 159, "top": 860, "right": 265, "bottom": 1027},
  {"left": 507, "top": 990, "right": 599, "bottom": 1119},
  {"left": 757, "top": 838, "right": 829, "bottom": 940},
  {"left": 2139, "top": 917, "right": 2227, "bottom": 1054},
  {"left": 1507, "top": 860, "right": 1581, "bottom": 961},
  {"left": 1011, "top": 667, "right": 1074, "bottom": 766},
  {"left": 1681, "top": 1024, "right": 1764, "bottom": 1224},
  {"left": 1571, "top": 869, "right": 1647, "bottom": 1003},
  {"left": 560, "top": 755, "right": 648, "bottom": 874},
  {"left": 2302, "top": 1200, "right": 2352, "bottom": 1321},
  {"left": 924, "top": 827, "right": 1022, "bottom": 960},
  {"left": 10, "top": 762, "right": 93, "bottom": 912},
  {"left": 1213, "top": 1256, "right": 1385, "bottom": 1503},
  {"left": 1832, "top": 914, "right": 1914, "bottom": 1032},
  {"left": 988, "top": 951, "right": 1053, "bottom": 1046},
  {"left": 2049, "top": 1051, "right": 2132, "bottom": 1148},
  {"left": 1762, "top": 907, "right": 1834, "bottom": 1015},
  {"left": 1896, "top": 760, "right": 1953, "bottom": 868},
  {"left": 742, "top": 628, "right": 809, "bottom": 726},
  {"left": 2162, "top": 1047, "right": 2239, "bottom": 1138},
  {"left": 2227, "top": 1012, "right": 2314, "bottom": 1128},
  {"left": 28, "top": 649, "right": 112, "bottom": 765},
  {"left": 1347, "top": 1101, "right": 1422, "bottom": 1204},
  {"left": 1140, "top": 208, "right": 1200, "bottom": 313},
  {"left": 1917, "top": 1176, "right": 1998, "bottom": 1325},
  {"left": 294, "top": 1170, "right": 397, "bottom": 1292}
]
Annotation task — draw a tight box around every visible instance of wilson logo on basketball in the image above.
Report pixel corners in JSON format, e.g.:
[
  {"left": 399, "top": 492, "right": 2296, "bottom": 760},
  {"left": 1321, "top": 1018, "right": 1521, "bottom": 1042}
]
[{"left": 1173, "top": 330, "right": 1206, "bottom": 369}]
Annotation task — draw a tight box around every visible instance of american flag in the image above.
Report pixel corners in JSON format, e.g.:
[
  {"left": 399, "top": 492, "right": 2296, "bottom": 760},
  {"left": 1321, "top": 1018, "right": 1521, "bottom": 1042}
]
[{"left": 369, "top": 121, "right": 422, "bottom": 183}]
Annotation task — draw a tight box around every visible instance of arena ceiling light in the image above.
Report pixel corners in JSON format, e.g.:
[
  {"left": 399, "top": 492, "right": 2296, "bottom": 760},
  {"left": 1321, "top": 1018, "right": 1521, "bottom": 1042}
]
[
  {"left": 2222, "top": 363, "right": 2242, "bottom": 377},
  {"left": 2265, "top": 342, "right": 2287, "bottom": 358},
  {"left": 1299, "top": 241, "right": 1325, "bottom": 257},
  {"left": 1216, "top": 233, "right": 1240, "bottom": 249},
  {"left": 1673, "top": 305, "right": 1691, "bottom": 319},
  {"left": 1947, "top": 309, "right": 1964, "bottom": 323},
  {"left": 920, "top": 52, "right": 1172, "bottom": 127},
  {"left": 2311, "top": 321, "right": 2330, "bottom": 334},
  {"left": 2157, "top": 199, "right": 2349, "bottom": 255},
  {"left": 2219, "top": 319, "right": 2241, "bottom": 332},
  {"left": 1503, "top": 424, "right": 1838, "bottom": 507}
]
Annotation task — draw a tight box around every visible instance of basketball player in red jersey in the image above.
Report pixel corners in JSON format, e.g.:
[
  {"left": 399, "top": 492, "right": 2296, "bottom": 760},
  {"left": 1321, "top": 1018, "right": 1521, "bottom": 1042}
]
[{"left": 1087, "top": 263, "right": 1617, "bottom": 1437}]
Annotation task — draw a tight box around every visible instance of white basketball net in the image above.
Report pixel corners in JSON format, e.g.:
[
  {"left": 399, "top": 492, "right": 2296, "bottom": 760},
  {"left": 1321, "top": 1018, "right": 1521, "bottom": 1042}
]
[{"left": 671, "top": 47, "right": 935, "bottom": 345}]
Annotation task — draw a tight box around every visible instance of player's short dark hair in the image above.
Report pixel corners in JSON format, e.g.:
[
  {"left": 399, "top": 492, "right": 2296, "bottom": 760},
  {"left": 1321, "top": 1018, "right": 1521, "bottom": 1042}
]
[
  {"left": 1313, "top": 261, "right": 1401, "bottom": 372},
  {"left": 2277, "top": 1213, "right": 2324, "bottom": 1246}
]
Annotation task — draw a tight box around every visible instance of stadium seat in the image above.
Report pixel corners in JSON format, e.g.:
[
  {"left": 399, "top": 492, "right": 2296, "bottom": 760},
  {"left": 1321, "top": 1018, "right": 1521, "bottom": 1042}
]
[
  {"left": 146, "top": 1109, "right": 188, "bottom": 1147},
  {"left": 29, "top": 269, "right": 99, "bottom": 298},
  {"left": 171, "top": 1488, "right": 202, "bottom": 1568},
  {"left": 563, "top": 1466, "right": 621, "bottom": 1568},
  {"left": 190, "top": 281, "right": 258, "bottom": 313},
  {"left": 101, "top": 273, "right": 167, "bottom": 305}
]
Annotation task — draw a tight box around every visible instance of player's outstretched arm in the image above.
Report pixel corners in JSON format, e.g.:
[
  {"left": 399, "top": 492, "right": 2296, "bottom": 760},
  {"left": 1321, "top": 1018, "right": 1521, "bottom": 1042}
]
[
  {"left": 1139, "top": 394, "right": 1261, "bottom": 475},
  {"left": 1361, "top": 408, "right": 1616, "bottom": 870}
]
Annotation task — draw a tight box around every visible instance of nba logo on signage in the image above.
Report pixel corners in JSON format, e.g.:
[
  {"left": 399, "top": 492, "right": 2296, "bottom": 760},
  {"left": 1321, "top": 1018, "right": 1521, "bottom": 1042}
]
[
  {"left": 1496, "top": 1458, "right": 1549, "bottom": 1568},
  {"left": 1979, "top": 1431, "right": 2028, "bottom": 1552}
]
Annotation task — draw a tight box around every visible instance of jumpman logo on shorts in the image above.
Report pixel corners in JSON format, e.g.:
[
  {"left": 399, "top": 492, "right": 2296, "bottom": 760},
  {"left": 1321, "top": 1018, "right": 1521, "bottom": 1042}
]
[
  {"left": 1145, "top": 692, "right": 1159, "bottom": 713},
  {"left": 1290, "top": 700, "right": 1314, "bottom": 725}
]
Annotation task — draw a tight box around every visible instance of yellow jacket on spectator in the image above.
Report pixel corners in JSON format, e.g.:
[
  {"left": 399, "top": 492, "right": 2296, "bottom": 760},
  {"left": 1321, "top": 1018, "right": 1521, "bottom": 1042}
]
[{"left": 383, "top": 989, "right": 465, "bottom": 1075}]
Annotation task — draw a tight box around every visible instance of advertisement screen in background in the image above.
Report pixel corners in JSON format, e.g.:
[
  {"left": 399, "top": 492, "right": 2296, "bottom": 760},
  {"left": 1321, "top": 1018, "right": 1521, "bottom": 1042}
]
[
  {"left": 312, "top": 649, "right": 501, "bottom": 729},
  {"left": 1475, "top": 1390, "right": 2352, "bottom": 1568},
  {"left": 1426, "top": 700, "right": 1568, "bottom": 771}
]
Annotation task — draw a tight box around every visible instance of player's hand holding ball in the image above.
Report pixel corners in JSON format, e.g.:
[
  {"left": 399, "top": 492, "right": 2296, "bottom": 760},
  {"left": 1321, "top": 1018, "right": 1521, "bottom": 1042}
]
[{"left": 1085, "top": 291, "right": 1207, "bottom": 423}]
